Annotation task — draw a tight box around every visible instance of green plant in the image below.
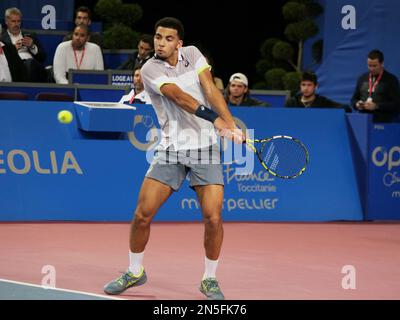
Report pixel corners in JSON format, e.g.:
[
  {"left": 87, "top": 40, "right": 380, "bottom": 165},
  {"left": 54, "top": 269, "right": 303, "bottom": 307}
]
[
  {"left": 103, "top": 24, "right": 139, "bottom": 49},
  {"left": 94, "top": 0, "right": 143, "bottom": 49},
  {"left": 255, "top": 0, "right": 323, "bottom": 90},
  {"left": 283, "top": 71, "right": 302, "bottom": 96},
  {"left": 265, "top": 68, "right": 286, "bottom": 90}
]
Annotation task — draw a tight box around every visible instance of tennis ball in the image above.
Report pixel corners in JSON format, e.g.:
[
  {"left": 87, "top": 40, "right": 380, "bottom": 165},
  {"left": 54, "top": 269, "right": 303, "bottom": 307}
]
[{"left": 57, "top": 110, "right": 73, "bottom": 124}]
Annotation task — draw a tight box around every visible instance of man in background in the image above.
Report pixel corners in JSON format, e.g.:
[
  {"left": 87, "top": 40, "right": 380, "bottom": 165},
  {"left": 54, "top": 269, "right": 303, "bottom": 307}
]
[
  {"left": 131, "top": 66, "right": 151, "bottom": 104},
  {"left": 53, "top": 24, "right": 103, "bottom": 84},
  {"left": 351, "top": 49, "right": 400, "bottom": 122},
  {"left": 117, "top": 34, "right": 154, "bottom": 70},
  {"left": 286, "top": 71, "right": 350, "bottom": 112},
  {"left": 225, "top": 73, "right": 269, "bottom": 107},
  {"left": 2, "top": 7, "right": 46, "bottom": 82},
  {"left": 63, "top": 6, "right": 102, "bottom": 48}
]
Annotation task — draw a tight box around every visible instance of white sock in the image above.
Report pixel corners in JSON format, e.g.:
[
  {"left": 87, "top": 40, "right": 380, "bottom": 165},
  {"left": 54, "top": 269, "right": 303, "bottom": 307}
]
[
  {"left": 203, "top": 257, "right": 219, "bottom": 280},
  {"left": 129, "top": 250, "right": 144, "bottom": 276}
]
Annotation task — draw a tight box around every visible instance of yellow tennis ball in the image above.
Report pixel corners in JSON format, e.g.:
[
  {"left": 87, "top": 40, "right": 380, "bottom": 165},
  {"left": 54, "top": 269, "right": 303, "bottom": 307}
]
[{"left": 57, "top": 110, "right": 73, "bottom": 124}]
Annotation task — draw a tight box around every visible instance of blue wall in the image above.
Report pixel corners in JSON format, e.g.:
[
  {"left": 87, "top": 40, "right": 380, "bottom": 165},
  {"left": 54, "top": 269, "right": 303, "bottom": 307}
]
[
  {"left": 316, "top": 0, "right": 400, "bottom": 105},
  {"left": 0, "top": 101, "right": 365, "bottom": 222}
]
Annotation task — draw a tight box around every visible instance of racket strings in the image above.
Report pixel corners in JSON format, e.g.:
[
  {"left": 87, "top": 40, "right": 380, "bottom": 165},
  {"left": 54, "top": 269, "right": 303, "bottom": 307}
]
[{"left": 260, "top": 138, "right": 307, "bottom": 177}]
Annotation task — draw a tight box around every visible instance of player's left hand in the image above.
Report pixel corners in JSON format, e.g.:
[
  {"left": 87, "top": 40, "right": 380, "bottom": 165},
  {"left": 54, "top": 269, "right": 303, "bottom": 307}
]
[{"left": 219, "top": 127, "right": 245, "bottom": 144}]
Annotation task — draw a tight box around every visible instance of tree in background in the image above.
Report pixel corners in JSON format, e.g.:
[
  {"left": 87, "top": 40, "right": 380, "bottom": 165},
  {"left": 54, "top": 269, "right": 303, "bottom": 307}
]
[
  {"left": 94, "top": 0, "right": 143, "bottom": 49},
  {"left": 254, "top": 0, "right": 323, "bottom": 95}
]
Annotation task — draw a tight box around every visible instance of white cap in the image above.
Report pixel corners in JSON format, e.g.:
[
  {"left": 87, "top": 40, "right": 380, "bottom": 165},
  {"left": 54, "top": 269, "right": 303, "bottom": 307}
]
[{"left": 229, "top": 73, "right": 248, "bottom": 86}]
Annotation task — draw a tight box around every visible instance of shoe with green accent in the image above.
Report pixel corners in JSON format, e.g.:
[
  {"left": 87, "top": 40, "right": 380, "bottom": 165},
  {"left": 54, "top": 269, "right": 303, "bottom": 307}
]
[
  {"left": 199, "top": 278, "right": 225, "bottom": 300},
  {"left": 104, "top": 268, "right": 147, "bottom": 295}
]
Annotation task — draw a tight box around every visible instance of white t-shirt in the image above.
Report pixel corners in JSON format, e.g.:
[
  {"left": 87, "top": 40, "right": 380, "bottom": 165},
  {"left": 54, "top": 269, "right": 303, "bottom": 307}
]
[
  {"left": 135, "top": 90, "right": 152, "bottom": 104},
  {"left": 141, "top": 46, "right": 217, "bottom": 150},
  {"left": 53, "top": 40, "right": 104, "bottom": 84},
  {"left": 0, "top": 42, "right": 12, "bottom": 82}
]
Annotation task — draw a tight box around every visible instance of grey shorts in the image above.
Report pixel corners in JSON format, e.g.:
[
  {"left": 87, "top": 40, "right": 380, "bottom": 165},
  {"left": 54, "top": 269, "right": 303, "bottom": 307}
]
[{"left": 145, "top": 144, "right": 224, "bottom": 191}]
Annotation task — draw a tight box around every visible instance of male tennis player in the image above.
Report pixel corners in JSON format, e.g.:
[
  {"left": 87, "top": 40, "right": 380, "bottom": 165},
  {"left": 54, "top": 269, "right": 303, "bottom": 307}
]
[{"left": 104, "top": 17, "right": 244, "bottom": 300}]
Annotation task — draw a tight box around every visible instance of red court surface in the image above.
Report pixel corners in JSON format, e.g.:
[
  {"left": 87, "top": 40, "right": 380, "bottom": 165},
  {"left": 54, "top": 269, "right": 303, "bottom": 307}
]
[{"left": 1, "top": 222, "right": 400, "bottom": 300}]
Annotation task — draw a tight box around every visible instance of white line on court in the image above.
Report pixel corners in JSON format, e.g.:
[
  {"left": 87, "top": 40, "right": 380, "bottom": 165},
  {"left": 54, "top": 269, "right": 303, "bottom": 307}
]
[{"left": 0, "top": 278, "right": 126, "bottom": 300}]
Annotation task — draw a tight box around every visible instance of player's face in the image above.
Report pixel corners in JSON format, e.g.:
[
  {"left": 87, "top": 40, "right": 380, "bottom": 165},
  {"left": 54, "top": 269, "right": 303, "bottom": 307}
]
[
  {"left": 229, "top": 80, "right": 248, "bottom": 98},
  {"left": 6, "top": 14, "right": 21, "bottom": 35},
  {"left": 154, "top": 27, "right": 182, "bottom": 60},
  {"left": 368, "top": 58, "right": 383, "bottom": 76},
  {"left": 300, "top": 81, "right": 317, "bottom": 98},
  {"left": 72, "top": 27, "right": 89, "bottom": 50},
  {"left": 75, "top": 12, "right": 91, "bottom": 26},
  {"left": 137, "top": 41, "right": 153, "bottom": 59}
]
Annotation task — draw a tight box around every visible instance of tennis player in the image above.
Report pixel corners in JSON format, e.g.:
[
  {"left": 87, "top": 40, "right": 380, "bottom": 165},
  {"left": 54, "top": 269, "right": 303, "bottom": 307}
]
[{"left": 104, "top": 17, "right": 244, "bottom": 300}]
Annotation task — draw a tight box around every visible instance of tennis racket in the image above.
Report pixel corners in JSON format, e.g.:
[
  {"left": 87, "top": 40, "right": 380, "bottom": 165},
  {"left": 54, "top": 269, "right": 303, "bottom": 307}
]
[{"left": 245, "top": 135, "right": 309, "bottom": 179}]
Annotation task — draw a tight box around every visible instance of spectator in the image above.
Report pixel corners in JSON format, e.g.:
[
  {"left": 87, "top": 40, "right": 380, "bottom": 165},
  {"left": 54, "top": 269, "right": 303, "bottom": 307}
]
[
  {"left": 53, "top": 24, "right": 104, "bottom": 84},
  {"left": 131, "top": 66, "right": 151, "bottom": 104},
  {"left": 0, "top": 25, "right": 26, "bottom": 82},
  {"left": 2, "top": 7, "right": 46, "bottom": 82},
  {"left": 225, "top": 73, "right": 270, "bottom": 107},
  {"left": 117, "top": 34, "right": 154, "bottom": 70},
  {"left": 63, "top": 6, "right": 102, "bottom": 48},
  {"left": 351, "top": 49, "right": 400, "bottom": 122},
  {"left": 286, "top": 71, "right": 351, "bottom": 112}
]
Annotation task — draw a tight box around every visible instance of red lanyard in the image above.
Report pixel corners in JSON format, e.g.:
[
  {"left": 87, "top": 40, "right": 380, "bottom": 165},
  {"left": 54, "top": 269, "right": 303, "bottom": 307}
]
[
  {"left": 73, "top": 47, "right": 85, "bottom": 69},
  {"left": 368, "top": 69, "right": 383, "bottom": 97}
]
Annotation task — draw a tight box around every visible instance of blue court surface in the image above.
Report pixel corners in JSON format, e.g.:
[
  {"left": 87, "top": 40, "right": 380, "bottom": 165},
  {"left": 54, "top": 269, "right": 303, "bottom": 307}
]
[{"left": 0, "top": 279, "right": 123, "bottom": 300}]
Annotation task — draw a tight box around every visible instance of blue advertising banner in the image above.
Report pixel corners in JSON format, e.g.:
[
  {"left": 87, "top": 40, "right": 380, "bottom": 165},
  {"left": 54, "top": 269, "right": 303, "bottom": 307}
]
[
  {"left": 367, "top": 124, "right": 400, "bottom": 219},
  {"left": 0, "top": 101, "right": 363, "bottom": 222}
]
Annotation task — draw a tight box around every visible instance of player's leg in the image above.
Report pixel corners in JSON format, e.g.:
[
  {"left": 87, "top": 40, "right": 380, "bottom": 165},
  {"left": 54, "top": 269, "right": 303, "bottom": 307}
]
[
  {"left": 130, "top": 177, "right": 174, "bottom": 253},
  {"left": 195, "top": 184, "right": 225, "bottom": 300},
  {"left": 104, "top": 177, "right": 173, "bottom": 295},
  {"left": 104, "top": 145, "right": 188, "bottom": 295},
  {"left": 194, "top": 184, "right": 224, "bottom": 261}
]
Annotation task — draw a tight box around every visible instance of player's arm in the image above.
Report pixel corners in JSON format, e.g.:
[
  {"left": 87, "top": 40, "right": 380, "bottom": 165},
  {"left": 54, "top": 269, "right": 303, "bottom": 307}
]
[
  {"left": 159, "top": 83, "right": 228, "bottom": 131},
  {"left": 160, "top": 82, "right": 243, "bottom": 142},
  {"left": 159, "top": 83, "right": 201, "bottom": 113},
  {"left": 198, "top": 68, "right": 236, "bottom": 128}
]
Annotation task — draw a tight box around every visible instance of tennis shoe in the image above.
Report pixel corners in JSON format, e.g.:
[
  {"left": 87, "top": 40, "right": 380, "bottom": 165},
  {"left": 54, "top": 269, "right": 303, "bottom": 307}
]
[
  {"left": 199, "top": 278, "right": 225, "bottom": 300},
  {"left": 104, "top": 268, "right": 147, "bottom": 295}
]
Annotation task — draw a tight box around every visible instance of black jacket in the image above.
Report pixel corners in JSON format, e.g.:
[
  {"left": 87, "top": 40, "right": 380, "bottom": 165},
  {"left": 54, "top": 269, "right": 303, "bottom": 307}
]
[
  {"left": 351, "top": 70, "right": 400, "bottom": 122},
  {"left": 1, "top": 29, "right": 46, "bottom": 63},
  {"left": 286, "top": 94, "right": 351, "bottom": 112},
  {"left": 117, "top": 52, "right": 152, "bottom": 70},
  {"left": 2, "top": 43, "right": 26, "bottom": 82}
]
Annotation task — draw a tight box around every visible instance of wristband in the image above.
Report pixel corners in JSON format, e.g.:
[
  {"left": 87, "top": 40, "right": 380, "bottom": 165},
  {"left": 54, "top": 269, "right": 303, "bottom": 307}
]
[{"left": 195, "top": 105, "right": 219, "bottom": 123}]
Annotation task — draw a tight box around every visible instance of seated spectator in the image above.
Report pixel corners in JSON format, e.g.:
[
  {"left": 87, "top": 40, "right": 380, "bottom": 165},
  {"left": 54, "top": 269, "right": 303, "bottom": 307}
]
[
  {"left": 131, "top": 66, "right": 151, "bottom": 104},
  {"left": 63, "top": 6, "right": 102, "bottom": 48},
  {"left": 0, "top": 26, "right": 26, "bottom": 82},
  {"left": 351, "top": 49, "right": 400, "bottom": 122},
  {"left": 286, "top": 72, "right": 351, "bottom": 112},
  {"left": 1, "top": 7, "right": 46, "bottom": 82},
  {"left": 225, "top": 73, "right": 270, "bottom": 107},
  {"left": 117, "top": 34, "right": 154, "bottom": 70},
  {"left": 53, "top": 24, "right": 104, "bottom": 84}
]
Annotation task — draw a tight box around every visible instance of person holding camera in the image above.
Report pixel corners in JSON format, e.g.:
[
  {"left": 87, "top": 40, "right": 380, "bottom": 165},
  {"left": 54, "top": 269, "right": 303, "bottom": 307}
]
[
  {"left": 351, "top": 49, "right": 400, "bottom": 122},
  {"left": 1, "top": 7, "right": 46, "bottom": 82}
]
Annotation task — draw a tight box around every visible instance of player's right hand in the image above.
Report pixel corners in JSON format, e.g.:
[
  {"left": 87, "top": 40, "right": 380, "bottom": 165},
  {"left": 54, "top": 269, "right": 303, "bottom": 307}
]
[{"left": 214, "top": 118, "right": 245, "bottom": 144}]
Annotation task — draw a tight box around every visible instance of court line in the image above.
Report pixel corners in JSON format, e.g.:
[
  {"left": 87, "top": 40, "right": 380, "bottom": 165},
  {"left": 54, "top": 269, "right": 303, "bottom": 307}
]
[{"left": 0, "top": 278, "right": 125, "bottom": 300}]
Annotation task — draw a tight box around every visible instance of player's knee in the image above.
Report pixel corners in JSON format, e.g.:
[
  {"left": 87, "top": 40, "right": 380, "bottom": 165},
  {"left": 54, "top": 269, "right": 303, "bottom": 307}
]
[
  {"left": 134, "top": 207, "right": 154, "bottom": 227},
  {"left": 203, "top": 215, "right": 222, "bottom": 228}
]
